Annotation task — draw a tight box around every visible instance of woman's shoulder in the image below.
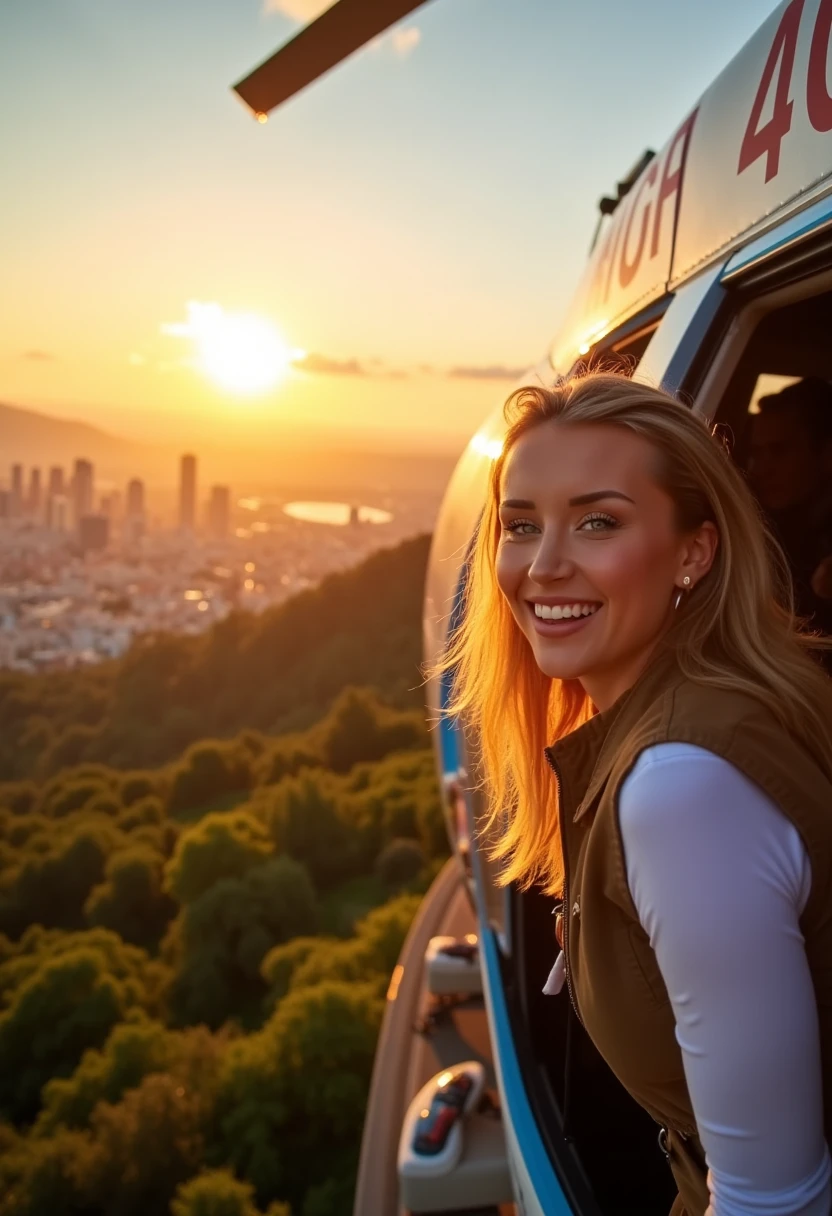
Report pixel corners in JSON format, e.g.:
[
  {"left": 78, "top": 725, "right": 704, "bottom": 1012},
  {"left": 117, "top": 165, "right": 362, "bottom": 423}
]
[
  {"left": 626, "top": 674, "right": 832, "bottom": 819},
  {"left": 663, "top": 675, "right": 773, "bottom": 732},
  {"left": 622, "top": 674, "right": 772, "bottom": 755}
]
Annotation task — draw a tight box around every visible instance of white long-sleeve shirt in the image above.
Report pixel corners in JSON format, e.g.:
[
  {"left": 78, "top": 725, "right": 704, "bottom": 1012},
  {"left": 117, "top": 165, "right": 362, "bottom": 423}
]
[{"left": 544, "top": 742, "right": 832, "bottom": 1216}]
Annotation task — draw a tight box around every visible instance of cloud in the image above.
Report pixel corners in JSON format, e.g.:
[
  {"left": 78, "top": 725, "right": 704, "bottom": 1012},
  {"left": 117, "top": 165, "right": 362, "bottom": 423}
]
[
  {"left": 262, "top": 0, "right": 333, "bottom": 20},
  {"left": 391, "top": 26, "right": 421, "bottom": 56},
  {"left": 23, "top": 349, "right": 56, "bottom": 362},
  {"left": 294, "top": 352, "right": 411, "bottom": 379},
  {"left": 449, "top": 365, "right": 527, "bottom": 381},
  {"left": 295, "top": 352, "right": 366, "bottom": 376}
]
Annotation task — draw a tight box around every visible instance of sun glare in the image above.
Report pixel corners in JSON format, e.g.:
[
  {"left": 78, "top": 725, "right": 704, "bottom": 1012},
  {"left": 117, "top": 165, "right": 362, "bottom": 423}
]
[{"left": 163, "top": 302, "right": 301, "bottom": 394}]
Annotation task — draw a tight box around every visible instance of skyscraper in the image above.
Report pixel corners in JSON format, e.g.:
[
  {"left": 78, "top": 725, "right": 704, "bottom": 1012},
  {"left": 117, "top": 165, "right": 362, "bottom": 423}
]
[
  {"left": 48, "top": 467, "right": 65, "bottom": 498},
  {"left": 208, "top": 485, "right": 231, "bottom": 539},
  {"left": 179, "top": 454, "right": 197, "bottom": 532},
  {"left": 28, "top": 468, "right": 42, "bottom": 518},
  {"left": 126, "top": 479, "right": 145, "bottom": 517},
  {"left": 47, "top": 495, "right": 70, "bottom": 533},
  {"left": 124, "top": 478, "right": 146, "bottom": 547},
  {"left": 73, "top": 459, "right": 94, "bottom": 528},
  {"left": 10, "top": 465, "right": 23, "bottom": 517}
]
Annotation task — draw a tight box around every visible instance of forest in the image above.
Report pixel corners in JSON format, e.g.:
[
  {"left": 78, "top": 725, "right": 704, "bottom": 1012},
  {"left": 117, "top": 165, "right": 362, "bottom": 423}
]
[{"left": 0, "top": 534, "right": 448, "bottom": 1215}]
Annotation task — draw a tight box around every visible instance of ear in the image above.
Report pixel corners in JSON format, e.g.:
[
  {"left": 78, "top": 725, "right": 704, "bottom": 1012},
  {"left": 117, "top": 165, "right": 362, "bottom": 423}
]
[{"left": 676, "top": 521, "right": 718, "bottom": 591}]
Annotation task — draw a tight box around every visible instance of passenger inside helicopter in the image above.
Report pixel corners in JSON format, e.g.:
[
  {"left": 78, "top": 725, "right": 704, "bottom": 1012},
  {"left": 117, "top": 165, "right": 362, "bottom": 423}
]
[{"left": 747, "top": 377, "right": 832, "bottom": 644}]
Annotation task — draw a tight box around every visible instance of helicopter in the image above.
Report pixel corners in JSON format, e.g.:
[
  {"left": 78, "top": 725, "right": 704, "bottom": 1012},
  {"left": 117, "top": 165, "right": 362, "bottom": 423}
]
[{"left": 233, "top": 2, "right": 832, "bottom": 1212}]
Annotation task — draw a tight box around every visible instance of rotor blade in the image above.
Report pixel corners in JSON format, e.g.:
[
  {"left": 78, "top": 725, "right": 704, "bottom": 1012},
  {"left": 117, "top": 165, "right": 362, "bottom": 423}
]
[{"left": 233, "top": 0, "right": 432, "bottom": 117}]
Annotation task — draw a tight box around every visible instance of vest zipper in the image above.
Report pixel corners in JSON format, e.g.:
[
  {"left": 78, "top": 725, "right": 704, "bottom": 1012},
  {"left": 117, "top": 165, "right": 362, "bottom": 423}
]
[{"left": 545, "top": 749, "right": 585, "bottom": 1029}]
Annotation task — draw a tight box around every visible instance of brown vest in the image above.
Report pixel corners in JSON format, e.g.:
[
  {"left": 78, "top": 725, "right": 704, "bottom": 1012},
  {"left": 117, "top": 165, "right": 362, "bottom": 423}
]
[{"left": 546, "top": 653, "right": 832, "bottom": 1216}]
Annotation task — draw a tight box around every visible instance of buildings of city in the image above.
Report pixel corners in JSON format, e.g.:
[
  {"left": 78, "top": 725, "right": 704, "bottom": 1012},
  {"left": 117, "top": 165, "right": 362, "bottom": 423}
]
[
  {"left": 0, "top": 453, "right": 439, "bottom": 673},
  {"left": 179, "top": 454, "right": 197, "bottom": 532}
]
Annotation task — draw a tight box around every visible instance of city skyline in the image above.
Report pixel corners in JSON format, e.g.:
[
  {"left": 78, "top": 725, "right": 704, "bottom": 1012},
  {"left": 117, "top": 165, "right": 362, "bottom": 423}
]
[
  {"left": 3, "top": 452, "right": 233, "bottom": 539},
  {"left": 1, "top": 0, "right": 776, "bottom": 451}
]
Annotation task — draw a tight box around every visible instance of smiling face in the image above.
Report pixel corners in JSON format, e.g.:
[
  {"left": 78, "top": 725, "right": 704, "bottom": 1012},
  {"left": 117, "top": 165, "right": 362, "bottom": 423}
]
[{"left": 495, "top": 421, "right": 715, "bottom": 710}]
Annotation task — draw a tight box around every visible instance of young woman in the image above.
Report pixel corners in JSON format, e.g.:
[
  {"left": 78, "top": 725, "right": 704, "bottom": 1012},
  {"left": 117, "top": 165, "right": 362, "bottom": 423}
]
[{"left": 441, "top": 373, "right": 832, "bottom": 1216}]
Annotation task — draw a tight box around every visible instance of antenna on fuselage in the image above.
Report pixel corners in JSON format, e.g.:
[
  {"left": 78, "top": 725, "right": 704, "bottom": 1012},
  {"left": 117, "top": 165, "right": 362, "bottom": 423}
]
[
  {"left": 589, "top": 148, "right": 656, "bottom": 253},
  {"left": 233, "top": 0, "right": 433, "bottom": 119}
]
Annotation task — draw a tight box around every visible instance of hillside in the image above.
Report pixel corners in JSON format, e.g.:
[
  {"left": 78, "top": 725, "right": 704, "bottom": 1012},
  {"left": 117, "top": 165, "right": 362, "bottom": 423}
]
[
  {"left": 0, "top": 687, "right": 447, "bottom": 1216},
  {"left": 0, "top": 533, "right": 432, "bottom": 780},
  {"left": 0, "top": 532, "right": 448, "bottom": 1215}
]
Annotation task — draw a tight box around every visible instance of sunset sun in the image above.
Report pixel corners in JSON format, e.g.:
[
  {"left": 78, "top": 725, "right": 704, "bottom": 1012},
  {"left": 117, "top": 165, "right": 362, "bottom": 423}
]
[{"left": 163, "top": 301, "right": 300, "bottom": 394}]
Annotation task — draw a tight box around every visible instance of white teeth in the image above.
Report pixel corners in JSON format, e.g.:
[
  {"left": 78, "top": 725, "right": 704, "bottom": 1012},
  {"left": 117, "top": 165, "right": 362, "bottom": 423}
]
[{"left": 534, "top": 603, "right": 599, "bottom": 620}]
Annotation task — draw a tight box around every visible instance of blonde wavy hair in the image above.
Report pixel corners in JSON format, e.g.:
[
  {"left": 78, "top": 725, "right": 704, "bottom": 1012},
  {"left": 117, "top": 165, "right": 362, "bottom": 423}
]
[{"left": 438, "top": 371, "right": 832, "bottom": 896}]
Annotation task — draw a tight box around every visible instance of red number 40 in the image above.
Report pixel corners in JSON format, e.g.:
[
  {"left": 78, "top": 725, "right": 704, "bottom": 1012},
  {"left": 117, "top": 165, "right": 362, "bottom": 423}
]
[{"left": 739, "top": 0, "right": 832, "bottom": 184}]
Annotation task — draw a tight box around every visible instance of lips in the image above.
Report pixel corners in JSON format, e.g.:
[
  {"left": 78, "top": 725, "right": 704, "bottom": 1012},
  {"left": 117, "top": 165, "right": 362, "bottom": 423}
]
[{"left": 525, "top": 598, "right": 603, "bottom": 637}]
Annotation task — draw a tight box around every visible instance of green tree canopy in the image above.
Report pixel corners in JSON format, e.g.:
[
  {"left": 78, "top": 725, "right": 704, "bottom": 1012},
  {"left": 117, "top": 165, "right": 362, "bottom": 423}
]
[
  {"left": 35, "top": 1015, "right": 171, "bottom": 1135},
  {"left": 79, "top": 1072, "right": 206, "bottom": 1215},
  {"left": 0, "top": 1124, "right": 93, "bottom": 1216},
  {"left": 0, "top": 932, "right": 166, "bottom": 1122},
  {"left": 167, "top": 741, "right": 254, "bottom": 817},
  {"left": 165, "top": 812, "right": 273, "bottom": 906},
  {"left": 0, "top": 818, "right": 127, "bottom": 937},
  {"left": 217, "top": 981, "right": 383, "bottom": 1207},
  {"left": 85, "top": 846, "right": 177, "bottom": 948},
  {"left": 259, "top": 937, "right": 338, "bottom": 1011},
  {"left": 0, "top": 781, "right": 37, "bottom": 816},
  {"left": 36, "top": 1017, "right": 226, "bottom": 1140},
  {"left": 166, "top": 857, "right": 318, "bottom": 1029},
  {"left": 171, "top": 1169, "right": 291, "bottom": 1216},
  {"left": 313, "top": 687, "right": 426, "bottom": 774},
  {"left": 375, "top": 838, "right": 426, "bottom": 889},
  {"left": 265, "top": 773, "right": 364, "bottom": 892},
  {"left": 116, "top": 795, "right": 165, "bottom": 833},
  {"left": 285, "top": 895, "right": 420, "bottom": 998},
  {"left": 119, "top": 772, "right": 160, "bottom": 806}
]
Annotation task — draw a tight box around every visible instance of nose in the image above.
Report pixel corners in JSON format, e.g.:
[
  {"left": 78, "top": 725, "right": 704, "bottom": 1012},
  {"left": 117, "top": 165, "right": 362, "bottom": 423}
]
[{"left": 528, "top": 529, "right": 574, "bottom": 586}]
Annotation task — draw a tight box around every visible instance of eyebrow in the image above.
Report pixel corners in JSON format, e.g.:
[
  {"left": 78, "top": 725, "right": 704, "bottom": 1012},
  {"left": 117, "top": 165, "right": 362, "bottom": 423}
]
[{"left": 500, "top": 490, "right": 635, "bottom": 509}]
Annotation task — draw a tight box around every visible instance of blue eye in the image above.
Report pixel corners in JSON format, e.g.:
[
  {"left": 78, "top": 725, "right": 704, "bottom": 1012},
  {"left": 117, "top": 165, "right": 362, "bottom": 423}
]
[
  {"left": 578, "top": 512, "right": 619, "bottom": 532},
  {"left": 502, "top": 518, "right": 538, "bottom": 536}
]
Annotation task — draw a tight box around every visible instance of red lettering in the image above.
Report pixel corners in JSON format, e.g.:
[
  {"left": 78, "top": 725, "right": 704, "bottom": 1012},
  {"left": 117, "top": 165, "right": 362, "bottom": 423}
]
[
  {"left": 650, "top": 111, "right": 697, "bottom": 259},
  {"left": 738, "top": 0, "right": 805, "bottom": 182},
  {"left": 807, "top": 0, "right": 832, "bottom": 130},
  {"left": 619, "top": 161, "right": 658, "bottom": 289},
  {"left": 587, "top": 210, "right": 623, "bottom": 313},
  {"left": 604, "top": 211, "right": 626, "bottom": 303}
]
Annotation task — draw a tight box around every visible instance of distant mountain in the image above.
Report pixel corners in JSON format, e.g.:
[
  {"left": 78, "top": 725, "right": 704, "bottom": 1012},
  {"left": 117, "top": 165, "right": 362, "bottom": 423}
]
[
  {"left": 0, "top": 401, "right": 460, "bottom": 496},
  {"left": 0, "top": 401, "right": 157, "bottom": 483}
]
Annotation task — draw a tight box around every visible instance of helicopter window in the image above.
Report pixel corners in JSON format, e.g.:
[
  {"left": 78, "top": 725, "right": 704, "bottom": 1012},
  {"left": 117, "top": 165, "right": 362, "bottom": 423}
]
[
  {"left": 708, "top": 288, "right": 832, "bottom": 657},
  {"left": 575, "top": 297, "right": 670, "bottom": 377}
]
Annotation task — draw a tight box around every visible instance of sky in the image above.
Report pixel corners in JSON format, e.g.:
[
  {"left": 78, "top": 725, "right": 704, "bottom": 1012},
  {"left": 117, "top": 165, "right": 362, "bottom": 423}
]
[{"left": 0, "top": 0, "right": 779, "bottom": 454}]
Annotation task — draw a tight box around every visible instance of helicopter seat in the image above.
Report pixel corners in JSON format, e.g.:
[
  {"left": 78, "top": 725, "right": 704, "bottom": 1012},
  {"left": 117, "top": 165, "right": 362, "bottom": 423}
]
[{"left": 425, "top": 934, "right": 483, "bottom": 998}]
